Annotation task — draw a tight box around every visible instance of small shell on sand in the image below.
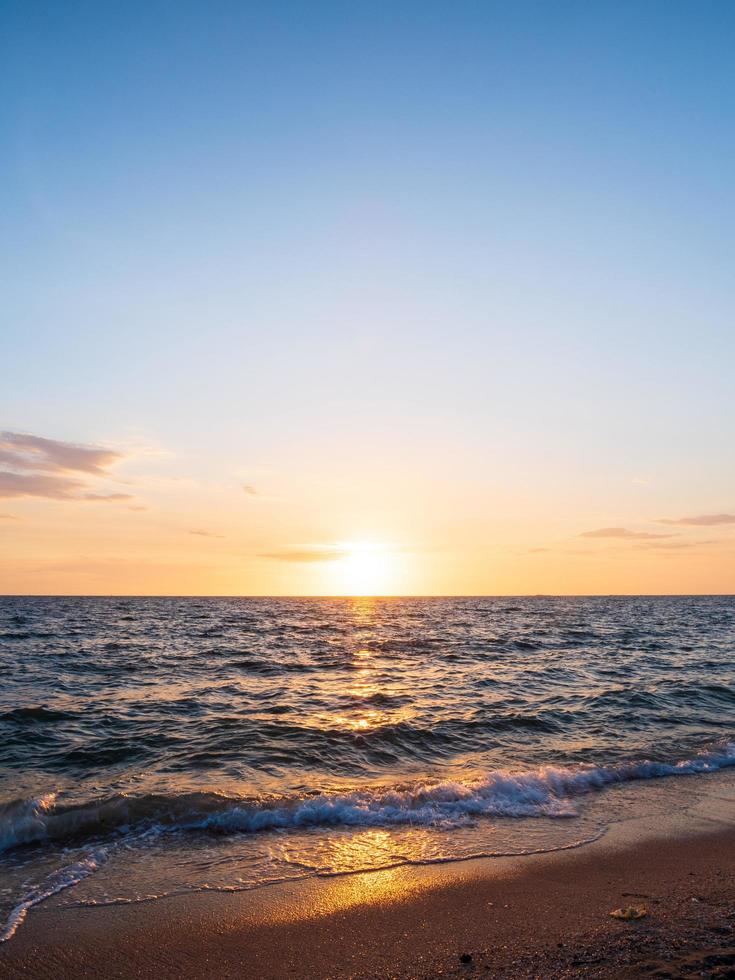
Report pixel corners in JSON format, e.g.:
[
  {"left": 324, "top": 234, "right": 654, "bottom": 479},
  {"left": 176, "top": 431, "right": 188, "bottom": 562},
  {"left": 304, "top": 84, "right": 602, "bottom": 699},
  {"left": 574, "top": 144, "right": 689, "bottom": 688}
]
[{"left": 610, "top": 905, "right": 648, "bottom": 920}]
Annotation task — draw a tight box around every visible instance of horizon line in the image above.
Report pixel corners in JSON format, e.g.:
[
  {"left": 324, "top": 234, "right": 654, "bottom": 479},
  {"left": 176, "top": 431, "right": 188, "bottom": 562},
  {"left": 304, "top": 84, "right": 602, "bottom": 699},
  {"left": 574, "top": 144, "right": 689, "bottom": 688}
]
[{"left": 1, "top": 592, "right": 733, "bottom": 600}]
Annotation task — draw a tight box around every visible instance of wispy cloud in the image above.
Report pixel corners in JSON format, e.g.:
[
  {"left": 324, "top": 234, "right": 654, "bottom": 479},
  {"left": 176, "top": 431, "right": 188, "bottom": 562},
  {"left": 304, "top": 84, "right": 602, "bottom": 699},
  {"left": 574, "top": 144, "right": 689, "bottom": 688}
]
[
  {"left": 259, "top": 544, "right": 347, "bottom": 563},
  {"left": 634, "top": 540, "right": 719, "bottom": 551},
  {"left": 242, "top": 484, "right": 259, "bottom": 496},
  {"left": 189, "top": 529, "right": 225, "bottom": 538},
  {"left": 0, "top": 513, "right": 19, "bottom": 520},
  {"left": 657, "top": 513, "right": 735, "bottom": 527},
  {"left": 579, "top": 527, "right": 675, "bottom": 540},
  {"left": 0, "top": 431, "right": 133, "bottom": 502},
  {"left": 0, "top": 471, "right": 84, "bottom": 500},
  {"left": 83, "top": 492, "right": 134, "bottom": 502},
  {"left": 0, "top": 431, "right": 123, "bottom": 475},
  {"left": 528, "top": 547, "right": 550, "bottom": 553}
]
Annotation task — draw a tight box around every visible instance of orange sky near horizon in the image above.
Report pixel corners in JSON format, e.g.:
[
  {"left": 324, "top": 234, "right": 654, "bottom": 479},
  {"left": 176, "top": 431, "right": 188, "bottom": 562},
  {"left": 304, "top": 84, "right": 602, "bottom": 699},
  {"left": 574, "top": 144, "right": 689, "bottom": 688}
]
[{"left": 1, "top": 430, "right": 733, "bottom": 596}]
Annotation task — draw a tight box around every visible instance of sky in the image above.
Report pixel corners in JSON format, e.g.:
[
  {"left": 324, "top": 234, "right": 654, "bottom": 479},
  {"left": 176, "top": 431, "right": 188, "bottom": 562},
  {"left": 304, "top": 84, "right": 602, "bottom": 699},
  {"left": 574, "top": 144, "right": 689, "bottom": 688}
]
[{"left": 1, "top": 0, "right": 734, "bottom": 595}]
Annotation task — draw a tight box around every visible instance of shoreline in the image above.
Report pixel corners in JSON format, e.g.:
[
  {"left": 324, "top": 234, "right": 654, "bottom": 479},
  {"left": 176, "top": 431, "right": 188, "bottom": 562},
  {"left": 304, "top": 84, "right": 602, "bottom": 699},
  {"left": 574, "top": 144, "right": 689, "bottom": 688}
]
[{"left": 2, "top": 785, "right": 735, "bottom": 978}]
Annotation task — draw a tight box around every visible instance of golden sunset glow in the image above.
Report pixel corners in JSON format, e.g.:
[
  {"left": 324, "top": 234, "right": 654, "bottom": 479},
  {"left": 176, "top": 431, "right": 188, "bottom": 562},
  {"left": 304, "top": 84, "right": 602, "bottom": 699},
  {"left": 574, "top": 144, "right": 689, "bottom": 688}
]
[{"left": 1, "top": 466, "right": 734, "bottom": 596}]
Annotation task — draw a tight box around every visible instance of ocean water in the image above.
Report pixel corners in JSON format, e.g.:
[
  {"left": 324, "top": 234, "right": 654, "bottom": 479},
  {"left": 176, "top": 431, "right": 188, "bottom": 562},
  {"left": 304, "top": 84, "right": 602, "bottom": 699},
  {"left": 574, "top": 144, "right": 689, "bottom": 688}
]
[{"left": 1, "top": 595, "right": 734, "bottom": 941}]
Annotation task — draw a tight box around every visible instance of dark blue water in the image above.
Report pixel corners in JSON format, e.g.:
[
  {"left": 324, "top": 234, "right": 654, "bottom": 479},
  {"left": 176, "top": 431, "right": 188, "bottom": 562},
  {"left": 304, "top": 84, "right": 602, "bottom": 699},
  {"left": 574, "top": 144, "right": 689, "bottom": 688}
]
[{"left": 1, "top": 595, "right": 734, "bottom": 940}]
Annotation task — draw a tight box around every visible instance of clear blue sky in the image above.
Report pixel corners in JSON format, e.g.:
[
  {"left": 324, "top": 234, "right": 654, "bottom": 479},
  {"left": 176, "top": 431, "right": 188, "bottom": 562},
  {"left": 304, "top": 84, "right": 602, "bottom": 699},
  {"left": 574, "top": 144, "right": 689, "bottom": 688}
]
[{"left": 2, "top": 1, "right": 734, "bottom": 593}]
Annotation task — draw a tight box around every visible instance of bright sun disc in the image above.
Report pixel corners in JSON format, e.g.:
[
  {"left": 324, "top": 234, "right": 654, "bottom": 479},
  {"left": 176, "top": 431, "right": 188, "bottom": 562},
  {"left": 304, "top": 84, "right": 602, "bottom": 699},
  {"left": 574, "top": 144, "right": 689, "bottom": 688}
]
[{"left": 336, "top": 541, "right": 395, "bottom": 596}]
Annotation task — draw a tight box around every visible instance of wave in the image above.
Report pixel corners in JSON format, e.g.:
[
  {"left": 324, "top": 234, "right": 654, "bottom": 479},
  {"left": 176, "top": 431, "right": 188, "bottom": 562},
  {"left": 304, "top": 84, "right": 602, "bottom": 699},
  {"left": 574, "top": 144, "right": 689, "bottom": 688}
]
[
  {"left": 2, "top": 742, "right": 734, "bottom": 856},
  {"left": 1, "top": 706, "right": 80, "bottom": 723}
]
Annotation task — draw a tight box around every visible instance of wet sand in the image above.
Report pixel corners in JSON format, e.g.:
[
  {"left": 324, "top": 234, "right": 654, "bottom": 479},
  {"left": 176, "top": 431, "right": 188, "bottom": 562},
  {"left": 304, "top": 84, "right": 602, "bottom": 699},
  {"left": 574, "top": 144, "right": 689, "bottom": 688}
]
[{"left": 2, "top": 803, "right": 735, "bottom": 979}]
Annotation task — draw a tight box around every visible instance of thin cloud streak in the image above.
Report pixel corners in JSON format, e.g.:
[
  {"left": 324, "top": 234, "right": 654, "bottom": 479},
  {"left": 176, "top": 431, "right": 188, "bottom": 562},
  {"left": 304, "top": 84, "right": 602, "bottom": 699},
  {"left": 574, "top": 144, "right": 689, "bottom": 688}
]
[
  {"left": 634, "top": 540, "right": 719, "bottom": 551},
  {"left": 579, "top": 527, "right": 675, "bottom": 541},
  {"left": 658, "top": 514, "right": 735, "bottom": 526},
  {"left": 83, "top": 492, "right": 134, "bottom": 502},
  {"left": 189, "top": 529, "right": 225, "bottom": 538},
  {"left": 259, "top": 545, "right": 347, "bottom": 563}
]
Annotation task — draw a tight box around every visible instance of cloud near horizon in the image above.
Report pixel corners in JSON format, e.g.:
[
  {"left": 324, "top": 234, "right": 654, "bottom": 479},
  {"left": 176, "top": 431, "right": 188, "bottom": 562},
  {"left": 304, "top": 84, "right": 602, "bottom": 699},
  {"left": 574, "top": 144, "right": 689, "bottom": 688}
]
[
  {"left": 657, "top": 513, "right": 735, "bottom": 526},
  {"left": 0, "top": 431, "right": 133, "bottom": 502},
  {"left": 634, "top": 540, "right": 719, "bottom": 551},
  {"left": 83, "top": 492, "right": 134, "bottom": 502},
  {"left": 259, "top": 544, "right": 348, "bottom": 563},
  {"left": 579, "top": 527, "right": 675, "bottom": 541},
  {"left": 189, "top": 529, "right": 225, "bottom": 538}
]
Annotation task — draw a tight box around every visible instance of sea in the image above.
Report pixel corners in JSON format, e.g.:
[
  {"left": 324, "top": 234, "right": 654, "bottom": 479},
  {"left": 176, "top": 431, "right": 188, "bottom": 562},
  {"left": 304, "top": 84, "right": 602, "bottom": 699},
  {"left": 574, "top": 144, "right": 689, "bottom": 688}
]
[{"left": 1, "top": 595, "right": 734, "bottom": 942}]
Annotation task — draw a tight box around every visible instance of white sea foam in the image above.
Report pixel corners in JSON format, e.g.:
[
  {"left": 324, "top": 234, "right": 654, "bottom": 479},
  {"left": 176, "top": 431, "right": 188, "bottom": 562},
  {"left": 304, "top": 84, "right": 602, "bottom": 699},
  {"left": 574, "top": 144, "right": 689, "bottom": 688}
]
[
  {"left": 2, "top": 743, "right": 734, "bottom": 857},
  {"left": 196, "top": 742, "right": 735, "bottom": 834},
  {"left": 0, "top": 794, "right": 57, "bottom": 853},
  {"left": 0, "top": 848, "right": 108, "bottom": 943}
]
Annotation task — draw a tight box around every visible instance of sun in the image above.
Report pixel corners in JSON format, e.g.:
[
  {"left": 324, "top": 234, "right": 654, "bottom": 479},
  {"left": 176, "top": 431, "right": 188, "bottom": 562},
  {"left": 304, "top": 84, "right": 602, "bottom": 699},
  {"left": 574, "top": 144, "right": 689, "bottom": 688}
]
[{"left": 333, "top": 540, "right": 397, "bottom": 596}]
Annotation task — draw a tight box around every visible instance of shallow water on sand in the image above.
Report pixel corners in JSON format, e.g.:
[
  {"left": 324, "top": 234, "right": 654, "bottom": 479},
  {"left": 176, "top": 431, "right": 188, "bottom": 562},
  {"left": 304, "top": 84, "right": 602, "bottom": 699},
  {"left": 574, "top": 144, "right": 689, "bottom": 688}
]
[{"left": 1, "top": 595, "right": 733, "bottom": 939}]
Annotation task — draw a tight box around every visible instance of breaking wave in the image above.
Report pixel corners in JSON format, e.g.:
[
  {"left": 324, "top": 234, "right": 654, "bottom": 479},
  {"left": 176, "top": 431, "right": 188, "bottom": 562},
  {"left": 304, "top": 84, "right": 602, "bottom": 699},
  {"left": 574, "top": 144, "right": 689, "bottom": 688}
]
[{"left": 3, "top": 742, "right": 734, "bottom": 857}]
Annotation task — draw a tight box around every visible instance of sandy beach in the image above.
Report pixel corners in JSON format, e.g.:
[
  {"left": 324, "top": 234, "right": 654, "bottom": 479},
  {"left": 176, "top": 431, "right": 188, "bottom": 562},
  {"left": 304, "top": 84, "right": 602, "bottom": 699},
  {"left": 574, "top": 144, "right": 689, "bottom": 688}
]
[{"left": 2, "top": 790, "right": 735, "bottom": 980}]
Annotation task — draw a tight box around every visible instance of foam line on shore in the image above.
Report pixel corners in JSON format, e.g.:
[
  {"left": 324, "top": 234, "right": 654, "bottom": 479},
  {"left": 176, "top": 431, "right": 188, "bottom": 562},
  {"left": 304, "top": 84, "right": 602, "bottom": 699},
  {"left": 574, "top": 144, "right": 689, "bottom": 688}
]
[{"left": 0, "top": 849, "right": 108, "bottom": 943}]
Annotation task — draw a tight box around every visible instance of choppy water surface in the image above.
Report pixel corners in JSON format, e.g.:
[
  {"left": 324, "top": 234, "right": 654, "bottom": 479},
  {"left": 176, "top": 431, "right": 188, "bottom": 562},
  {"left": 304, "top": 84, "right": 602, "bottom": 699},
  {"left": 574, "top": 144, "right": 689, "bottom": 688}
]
[{"left": 1, "top": 595, "right": 734, "bottom": 940}]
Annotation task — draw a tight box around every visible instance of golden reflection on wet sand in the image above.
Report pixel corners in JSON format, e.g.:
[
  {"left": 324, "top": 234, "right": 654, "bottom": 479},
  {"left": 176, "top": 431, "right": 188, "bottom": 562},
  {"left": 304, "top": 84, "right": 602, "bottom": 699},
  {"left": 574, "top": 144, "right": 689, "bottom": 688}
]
[{"left": 254, "top": 860, "right": 432, "bottom": 927}]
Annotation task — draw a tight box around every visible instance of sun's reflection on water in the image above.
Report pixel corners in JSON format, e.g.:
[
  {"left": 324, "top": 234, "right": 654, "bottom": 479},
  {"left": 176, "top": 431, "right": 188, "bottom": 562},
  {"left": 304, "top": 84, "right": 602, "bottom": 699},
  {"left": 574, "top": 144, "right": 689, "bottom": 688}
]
[{"left": 306, "top": 600, "right": 416, "bottom": 733}]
